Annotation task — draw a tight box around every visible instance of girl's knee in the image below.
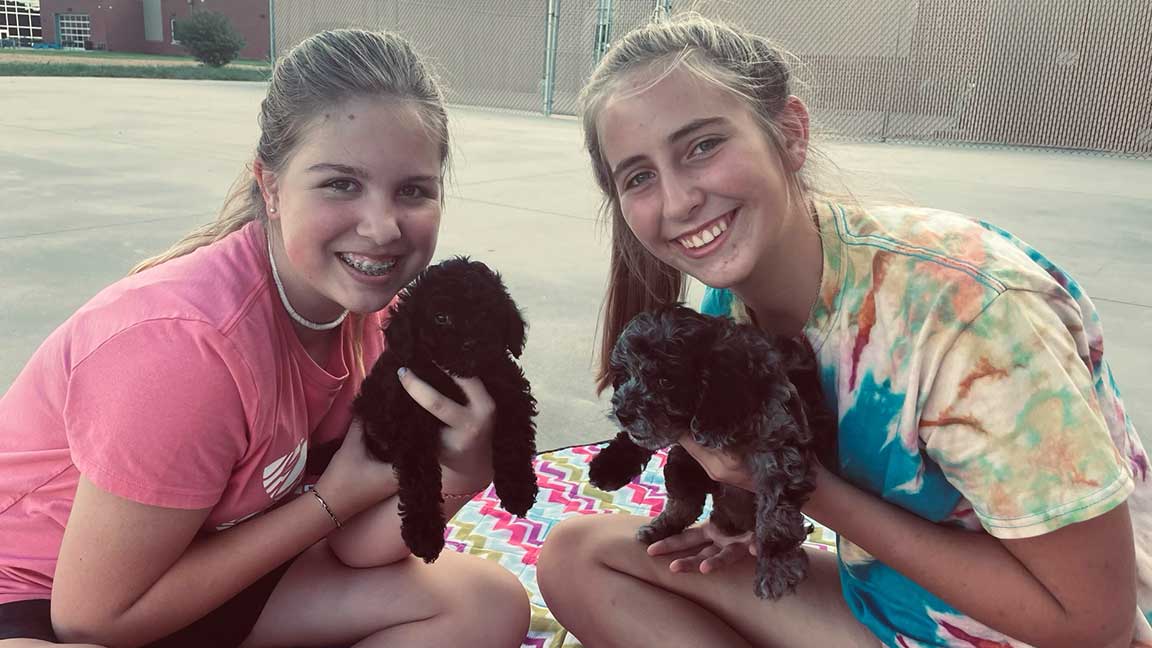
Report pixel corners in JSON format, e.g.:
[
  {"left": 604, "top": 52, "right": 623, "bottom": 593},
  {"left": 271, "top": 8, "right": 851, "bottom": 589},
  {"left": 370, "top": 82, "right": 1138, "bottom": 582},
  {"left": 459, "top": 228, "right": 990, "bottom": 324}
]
[
  {"left": 539, "top": 514, "right": 639, "bottom": 604},
  {"left": 444, "top": 556, "right": 530, "bottom": 646},
  {"left": 538, "top": 516, "right": 597, "bottom": 585},
  {"left": 541, "top": 514, "right": 639, "bottom": 564}
]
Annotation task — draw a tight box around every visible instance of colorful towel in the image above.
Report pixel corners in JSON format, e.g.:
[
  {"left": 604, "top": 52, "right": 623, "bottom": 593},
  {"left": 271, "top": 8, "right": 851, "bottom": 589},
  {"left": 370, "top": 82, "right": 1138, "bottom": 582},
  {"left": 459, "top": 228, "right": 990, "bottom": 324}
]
[{"left": 443, "top": 443, "right": 838, "bottom": 647}]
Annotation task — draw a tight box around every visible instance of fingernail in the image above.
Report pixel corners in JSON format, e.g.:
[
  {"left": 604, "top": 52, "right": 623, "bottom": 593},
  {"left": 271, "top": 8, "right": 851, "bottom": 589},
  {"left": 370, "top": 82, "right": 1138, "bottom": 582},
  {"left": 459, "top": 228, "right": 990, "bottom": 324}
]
[{"left": 397, "top": 367, "right": 408, "bottom": 378}]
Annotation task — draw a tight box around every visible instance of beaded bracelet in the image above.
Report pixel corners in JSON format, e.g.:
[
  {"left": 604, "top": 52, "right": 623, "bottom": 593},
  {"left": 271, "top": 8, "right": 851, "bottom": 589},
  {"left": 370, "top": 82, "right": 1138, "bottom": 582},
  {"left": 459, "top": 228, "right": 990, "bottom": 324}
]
[
  {"left": 442, "top": 490, "right": 482, "bottom": 503},
  {"left": 311, "top": 489, "right": 342, "bottom": 528}
]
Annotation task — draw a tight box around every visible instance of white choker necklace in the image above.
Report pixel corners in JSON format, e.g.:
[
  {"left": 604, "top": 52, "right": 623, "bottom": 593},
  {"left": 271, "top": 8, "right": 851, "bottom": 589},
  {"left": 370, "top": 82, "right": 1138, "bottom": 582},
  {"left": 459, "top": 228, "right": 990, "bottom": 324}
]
[{"left": 266, "top": 235, "right": 348, "bottom": 332}]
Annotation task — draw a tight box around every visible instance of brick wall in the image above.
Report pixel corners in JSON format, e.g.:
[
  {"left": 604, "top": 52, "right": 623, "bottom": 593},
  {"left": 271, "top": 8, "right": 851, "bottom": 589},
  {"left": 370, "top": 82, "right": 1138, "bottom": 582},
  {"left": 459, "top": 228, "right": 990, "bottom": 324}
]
[{"left": 38, "top": 0, "right": 269, "bottom": 61}]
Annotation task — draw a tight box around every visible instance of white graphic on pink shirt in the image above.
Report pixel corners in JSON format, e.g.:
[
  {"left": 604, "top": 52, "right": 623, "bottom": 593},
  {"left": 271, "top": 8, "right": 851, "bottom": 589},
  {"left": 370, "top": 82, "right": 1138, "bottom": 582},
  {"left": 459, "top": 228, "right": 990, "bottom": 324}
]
[
  {"left": 263, "top": 439, "right": 308, "bottom": 500},
  {"left": 215, "top": 439, "right": 308, "bottom": 531}
]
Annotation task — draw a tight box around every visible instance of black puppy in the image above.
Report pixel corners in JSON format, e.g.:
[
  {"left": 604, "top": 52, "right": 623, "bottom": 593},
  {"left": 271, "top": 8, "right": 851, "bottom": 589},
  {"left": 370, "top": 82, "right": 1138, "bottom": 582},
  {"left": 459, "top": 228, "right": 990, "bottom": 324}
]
[
  {"left": 588, "top": 305, "right": 834, "bottom": 599},
  {"left": 347, "top": 257, "right": 539, "bottom": 563}
]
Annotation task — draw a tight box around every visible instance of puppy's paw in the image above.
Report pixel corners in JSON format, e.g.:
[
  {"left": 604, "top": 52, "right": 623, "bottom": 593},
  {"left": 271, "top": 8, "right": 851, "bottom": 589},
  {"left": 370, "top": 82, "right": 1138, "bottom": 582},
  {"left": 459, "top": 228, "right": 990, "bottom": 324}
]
[
  {"left": 636, "top": 518, "right": 685, "bottom": 545},
  {"left": 498, "top": 483, "right": 538, "bottom": 518},
  {"left": 753, "top": 547, "right": 808, "bottom": 599},
  {"left": 589, "top": 443, "right": 648, "bottom": 491},
  {"left": 401, "top": 517, "right": 447, "bottom": 564}
]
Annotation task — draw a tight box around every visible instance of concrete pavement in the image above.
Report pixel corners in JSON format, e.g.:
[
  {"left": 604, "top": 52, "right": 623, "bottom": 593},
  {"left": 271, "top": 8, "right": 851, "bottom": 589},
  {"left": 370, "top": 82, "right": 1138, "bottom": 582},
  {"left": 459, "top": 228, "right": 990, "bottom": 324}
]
[{"left": 2, "top": 76, "right": 1149, "bottom": 451}]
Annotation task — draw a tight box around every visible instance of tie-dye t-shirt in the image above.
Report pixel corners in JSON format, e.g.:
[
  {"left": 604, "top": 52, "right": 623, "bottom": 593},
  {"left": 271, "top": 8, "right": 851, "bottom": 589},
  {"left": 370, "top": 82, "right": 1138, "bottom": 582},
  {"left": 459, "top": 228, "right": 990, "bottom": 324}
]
[{"left": 701, "top": 201, "right": 1151, "bottom": 647}]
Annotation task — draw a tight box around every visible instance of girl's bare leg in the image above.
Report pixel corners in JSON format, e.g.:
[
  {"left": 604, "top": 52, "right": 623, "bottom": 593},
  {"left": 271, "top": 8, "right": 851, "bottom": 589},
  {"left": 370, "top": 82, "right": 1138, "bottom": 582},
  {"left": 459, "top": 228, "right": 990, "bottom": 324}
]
[
  {"left": 241, "top": 540, "right": 529, "bottom": 648},
  {"left": 538, "top": 514, "right": 877, "bottom": 648}
]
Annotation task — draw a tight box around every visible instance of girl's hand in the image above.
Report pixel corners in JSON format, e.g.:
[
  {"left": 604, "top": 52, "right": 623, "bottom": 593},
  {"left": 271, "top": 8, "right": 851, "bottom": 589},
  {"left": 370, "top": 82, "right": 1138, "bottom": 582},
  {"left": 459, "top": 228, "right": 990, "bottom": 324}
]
[
  {"left": 397, "top": 368, "right": 496, "bottom": 488},
  {"left": 313, "top": 418, "right": 398, "bottom": 522},
  {"left": 678, "top": 435, "right": 756, "bottom": 492},
  {"left": 647, "top": 521, "right": 756, "bottom": 574}
]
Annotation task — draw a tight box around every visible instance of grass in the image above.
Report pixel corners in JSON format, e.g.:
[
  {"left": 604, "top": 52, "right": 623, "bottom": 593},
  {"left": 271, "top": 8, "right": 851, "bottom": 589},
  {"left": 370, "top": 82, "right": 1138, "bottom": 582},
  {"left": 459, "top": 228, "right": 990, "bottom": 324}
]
[
  {"left": 0, "top": 47, "right": 269, "bottom": 66},
  {"left": 0, "top": 61, "right": 270, "bottom": 81}
]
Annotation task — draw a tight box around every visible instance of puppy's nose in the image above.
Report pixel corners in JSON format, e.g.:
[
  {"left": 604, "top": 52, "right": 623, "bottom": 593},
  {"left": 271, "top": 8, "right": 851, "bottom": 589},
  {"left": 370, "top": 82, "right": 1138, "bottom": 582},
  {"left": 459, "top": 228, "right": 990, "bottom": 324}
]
[{"left": 615, "top": 410, "right": 636, "bottom": 427}]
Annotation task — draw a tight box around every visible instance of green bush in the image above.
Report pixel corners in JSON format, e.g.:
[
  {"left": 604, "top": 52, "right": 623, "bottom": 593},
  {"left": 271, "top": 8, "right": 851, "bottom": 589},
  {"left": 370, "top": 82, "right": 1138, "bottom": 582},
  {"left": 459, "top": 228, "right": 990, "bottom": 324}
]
[{"left": 172, "top": 11, "right": 245, "bottom": 67}]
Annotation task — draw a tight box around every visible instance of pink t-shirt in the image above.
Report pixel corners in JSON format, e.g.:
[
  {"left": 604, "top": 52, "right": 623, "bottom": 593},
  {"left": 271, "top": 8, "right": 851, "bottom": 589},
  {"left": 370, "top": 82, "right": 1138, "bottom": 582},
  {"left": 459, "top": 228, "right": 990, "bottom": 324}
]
[{"left": 0, "top": 221, "right": 385, "bottom": 603}]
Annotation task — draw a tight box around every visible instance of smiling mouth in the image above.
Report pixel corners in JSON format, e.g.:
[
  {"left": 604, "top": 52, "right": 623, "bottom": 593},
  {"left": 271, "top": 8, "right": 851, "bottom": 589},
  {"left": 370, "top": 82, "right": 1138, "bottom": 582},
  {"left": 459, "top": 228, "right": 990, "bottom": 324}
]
[
  {"left": 338, "top": 252, "right": 397, "bottom": 276},
  {"left": 674, "top": 211, "right": 733, "bottom": 250}
]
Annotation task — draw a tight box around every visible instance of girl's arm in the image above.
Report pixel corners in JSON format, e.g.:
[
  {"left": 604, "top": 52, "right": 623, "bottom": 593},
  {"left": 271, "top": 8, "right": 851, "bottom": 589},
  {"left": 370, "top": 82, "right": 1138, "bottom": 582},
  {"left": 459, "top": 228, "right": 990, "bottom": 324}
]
[
  {"left": 327, "top": 369, "right": 499, "bottom": 567},
  {"left": 325, "top": 476, "right": 488, "bottom": 568},
  {"left": 806, "top": 464, "right": 1137, "bottom": 648},
  {"left": 325, "top": 451, "right": 495, "bottom": 567},
  {"left": 678, "top": 439, "right": 1137, "bottom": 647},
  {"left": 52, "top": 422, "right": 398, "bottom": 648}
]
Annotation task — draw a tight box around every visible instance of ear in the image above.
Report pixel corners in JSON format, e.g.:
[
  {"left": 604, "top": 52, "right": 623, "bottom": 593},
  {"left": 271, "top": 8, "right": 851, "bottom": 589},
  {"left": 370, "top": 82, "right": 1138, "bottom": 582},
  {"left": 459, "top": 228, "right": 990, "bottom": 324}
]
[
  {"left": 778, "top": 96, "right": 810, "bottom": 172},
  {"left": 383, "top": 300, "right": 416, "bottom": 361},
  {"left": 503, "top": 296, "right": 527, "bottom": 358},
  {"left": 253, "top": 157, "right": 279, "bottom": 220},
  {"left": 693, "top": 347, "right": 754, "bottom": 435},
  {"left": 691, "top": 326, "right": 776, "bottom": 439},
  {"left": 782, "top": 383, "right": 813, "bottom": 445}
]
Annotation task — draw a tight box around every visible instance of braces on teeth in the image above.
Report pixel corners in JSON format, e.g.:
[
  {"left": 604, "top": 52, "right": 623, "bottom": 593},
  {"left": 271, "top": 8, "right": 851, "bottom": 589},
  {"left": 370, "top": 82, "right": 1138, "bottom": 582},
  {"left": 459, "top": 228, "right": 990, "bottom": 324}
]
[{"left": 340, "top": 253, "right": 396, "bottom": 276}]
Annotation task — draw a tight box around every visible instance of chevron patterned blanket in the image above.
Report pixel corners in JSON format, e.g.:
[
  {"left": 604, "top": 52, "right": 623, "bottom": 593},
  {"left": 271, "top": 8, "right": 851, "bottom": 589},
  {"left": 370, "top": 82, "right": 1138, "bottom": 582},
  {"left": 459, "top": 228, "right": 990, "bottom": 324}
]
[{"left": 442, "top": 443, "right": 838, "bottom": 647}]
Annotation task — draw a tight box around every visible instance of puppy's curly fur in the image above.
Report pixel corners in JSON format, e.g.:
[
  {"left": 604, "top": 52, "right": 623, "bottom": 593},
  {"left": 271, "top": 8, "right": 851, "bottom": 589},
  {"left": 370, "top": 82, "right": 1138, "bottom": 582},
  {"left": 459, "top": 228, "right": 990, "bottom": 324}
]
[
  {"left": 350, "top": 257, "right": 539, "bottom": 562},
  {"left": 589, "top": 305, "right": 835, "bottom": 599}
]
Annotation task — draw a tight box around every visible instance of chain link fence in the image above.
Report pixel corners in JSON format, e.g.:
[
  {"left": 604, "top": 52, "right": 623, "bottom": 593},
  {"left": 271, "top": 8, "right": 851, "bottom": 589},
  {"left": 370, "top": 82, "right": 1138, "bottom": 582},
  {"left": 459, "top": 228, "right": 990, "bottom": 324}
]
[{"left": 270, "top": 0, "right": 1152, "bottom": 158}]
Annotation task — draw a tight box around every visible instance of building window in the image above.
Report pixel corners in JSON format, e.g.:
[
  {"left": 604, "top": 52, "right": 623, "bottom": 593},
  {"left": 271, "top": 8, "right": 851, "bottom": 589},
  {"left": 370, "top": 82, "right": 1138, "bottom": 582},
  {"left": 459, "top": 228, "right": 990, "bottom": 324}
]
[
  {"left": 57, "top": 12, "right": 89, "bottom": 49},
  {"left": 0, "top": 0, "right": 42, "bottom": 46},
  {"left": 170, "top": 17, "right": 178, "bottom": 44}
]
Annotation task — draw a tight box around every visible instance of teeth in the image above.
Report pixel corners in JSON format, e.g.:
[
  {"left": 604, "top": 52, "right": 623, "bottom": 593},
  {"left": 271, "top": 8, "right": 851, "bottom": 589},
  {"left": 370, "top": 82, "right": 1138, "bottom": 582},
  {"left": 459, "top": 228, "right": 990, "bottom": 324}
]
[
  {"left": 677, "top": 213, "right": 731, "bottom": 250},
  {"left": 339, "top": 253, "right": 396, "bottom": 276}
]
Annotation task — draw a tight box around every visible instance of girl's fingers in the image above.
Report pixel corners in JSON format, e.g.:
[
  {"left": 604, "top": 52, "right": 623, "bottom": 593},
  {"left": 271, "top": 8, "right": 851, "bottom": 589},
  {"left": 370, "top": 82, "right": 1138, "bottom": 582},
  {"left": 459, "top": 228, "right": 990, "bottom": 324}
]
[
  {"left": 699, "top": 542, "right": 752, "bottom": 573},
  {"left": 451, "top": 375, "right": 496, "bottom": 414},
  {"left": 397, "top": 367, "right": 468, "bottom": 428},
  {"left": 669, "top": 544, "right": 720, "bottom": 573},
  {"left": 646, "top": 526, "right": 710, "bottom": 556}
]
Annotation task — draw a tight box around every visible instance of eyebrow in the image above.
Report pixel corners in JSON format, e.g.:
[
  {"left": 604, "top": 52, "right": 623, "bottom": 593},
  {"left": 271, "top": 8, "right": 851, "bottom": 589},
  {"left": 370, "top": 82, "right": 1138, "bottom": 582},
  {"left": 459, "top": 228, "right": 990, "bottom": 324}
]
[
  {"left": 610, "top": 116, "right": 729, "bottom": 183},
  {"left": 307, "top": 162, "right": 368, "bottom": 177},
  {"left": 307, "top": 163, "right": 440, "bottom": 184}
]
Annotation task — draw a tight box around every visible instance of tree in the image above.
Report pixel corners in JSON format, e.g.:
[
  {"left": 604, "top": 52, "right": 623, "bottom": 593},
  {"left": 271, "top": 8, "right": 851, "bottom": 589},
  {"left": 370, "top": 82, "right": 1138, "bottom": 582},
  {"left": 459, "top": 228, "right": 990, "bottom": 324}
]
[{"left": 173, "top": 11, "right": 245, "bottom": 67}]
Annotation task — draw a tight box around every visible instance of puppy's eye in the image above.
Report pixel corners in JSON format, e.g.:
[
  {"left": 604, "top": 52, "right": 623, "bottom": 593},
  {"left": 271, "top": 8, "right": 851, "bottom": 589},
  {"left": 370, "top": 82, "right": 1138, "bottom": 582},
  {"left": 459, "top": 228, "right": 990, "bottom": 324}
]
[
  {"left": 434, "top": 313, "right": 451, "bottom": 326},
  {"left": 657, "top": 377, "right": 673, "bottom": 390}
]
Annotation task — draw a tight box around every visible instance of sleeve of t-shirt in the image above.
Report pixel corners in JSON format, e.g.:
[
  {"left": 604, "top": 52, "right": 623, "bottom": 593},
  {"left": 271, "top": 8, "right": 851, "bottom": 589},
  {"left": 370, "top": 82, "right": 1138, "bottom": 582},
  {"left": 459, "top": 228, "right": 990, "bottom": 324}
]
[
  {"left": 920, "top": 289, "right": 1134, "bottom": 539},
  {"left": 64, "top": 319, "right": 251, "bottom": 509}
]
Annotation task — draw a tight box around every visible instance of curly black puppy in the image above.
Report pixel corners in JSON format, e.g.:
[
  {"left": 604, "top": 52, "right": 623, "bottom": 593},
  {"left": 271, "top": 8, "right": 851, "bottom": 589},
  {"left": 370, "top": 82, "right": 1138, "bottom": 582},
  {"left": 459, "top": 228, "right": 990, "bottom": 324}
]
[
  {"left": 351, "top": 257, "right": 538, "bottom": 563},
  {"left": 588, "top": 305, "right": 834, "bottom": 599}
]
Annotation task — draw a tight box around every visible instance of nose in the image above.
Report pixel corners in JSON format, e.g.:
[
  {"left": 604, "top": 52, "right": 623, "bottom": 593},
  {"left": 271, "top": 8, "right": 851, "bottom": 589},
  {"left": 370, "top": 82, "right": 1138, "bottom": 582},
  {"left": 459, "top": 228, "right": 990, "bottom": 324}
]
[
  {"left": 661, "top": 169, "right": 703, "bottom": 222},
  {"left": 356, "top": 198, "right": 402, "bottom": 246},
  {"left": 614, "top": 408, "right": 636, "bottom": 427}
]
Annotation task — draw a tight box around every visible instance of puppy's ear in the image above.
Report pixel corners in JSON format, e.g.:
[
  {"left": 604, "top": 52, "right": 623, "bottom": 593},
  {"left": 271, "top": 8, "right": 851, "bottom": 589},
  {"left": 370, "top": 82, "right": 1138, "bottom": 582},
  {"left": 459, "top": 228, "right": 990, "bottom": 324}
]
[
  {"left": 384, "top": 300, "right": 416, "bottom": 362},
  {"left": 502, "top": 295, "right": 528, "bottom": 358},
  {"left": 694, "top": 350, "right": 754, "bottom": 435},
  {"left": 782, "top": 383, "right": 813, "bottom": 446},
  {"left": 692, "top": 326, "right": 773, "bottom": 437}
]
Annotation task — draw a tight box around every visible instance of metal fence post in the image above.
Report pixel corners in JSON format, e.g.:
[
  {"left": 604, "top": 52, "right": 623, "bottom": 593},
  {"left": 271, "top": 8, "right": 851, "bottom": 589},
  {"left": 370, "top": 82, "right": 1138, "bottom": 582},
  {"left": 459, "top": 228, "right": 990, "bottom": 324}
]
[
  {"left": 542, "top": 0, "right": 561, "bottom": 116},
  {"left": 595, "top": 0, "right": 613, "bottom": 62},
  {"left": 267, "top": 0, "right": 275, "bottom": 62}
]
